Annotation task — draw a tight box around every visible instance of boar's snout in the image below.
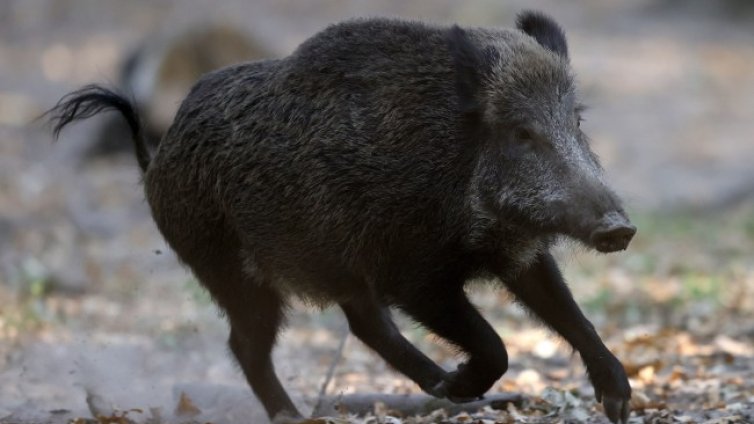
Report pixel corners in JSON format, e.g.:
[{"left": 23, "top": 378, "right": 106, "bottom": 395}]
[{"left": 588, "top": 211, "right": 636, "bottom": 253}]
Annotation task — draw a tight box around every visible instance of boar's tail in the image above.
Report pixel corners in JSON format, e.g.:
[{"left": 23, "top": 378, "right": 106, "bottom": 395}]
[{"left": 46, "top": 85, "right": 151, "bottom": 172}]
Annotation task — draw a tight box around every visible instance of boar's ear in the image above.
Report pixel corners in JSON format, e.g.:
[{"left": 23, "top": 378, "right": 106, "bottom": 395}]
[
  {"left": 516, "top": 11, "right": 568, "bottom": 59},
  {"left": 446, "top": 25, "right": 494, "bottom": 118}
]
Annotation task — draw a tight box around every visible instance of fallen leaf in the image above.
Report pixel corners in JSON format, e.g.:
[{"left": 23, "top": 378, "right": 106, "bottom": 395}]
[{"left": 174, "top": 391, "right": 200, "bottom": 417}]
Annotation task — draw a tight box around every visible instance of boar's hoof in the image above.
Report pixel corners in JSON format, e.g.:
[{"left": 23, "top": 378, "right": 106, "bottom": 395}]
[
  {"left": 601, "top": 395, "right": 630, "bottom": 424},
  {"left": 429, "top": 363, "right": 488, "bottom": 403},
  {"left": 592, "top": 360, "right": 632, "bottom": 423},
  {"left": 430, "top": 378, "right": 483, "bottom": 403}
]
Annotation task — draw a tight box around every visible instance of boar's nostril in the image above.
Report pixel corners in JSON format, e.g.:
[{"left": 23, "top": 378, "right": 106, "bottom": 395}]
[{"left": 589, "top": 224, "right": 636, "bottom": 253}]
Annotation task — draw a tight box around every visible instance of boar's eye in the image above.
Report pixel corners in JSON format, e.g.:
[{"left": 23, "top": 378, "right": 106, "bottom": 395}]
[
  {"left": 513, "top": 127, "right": 551, "bottom": 152},
  {"left": 515, "top": 127, "right": 535, "bottom": 142}
]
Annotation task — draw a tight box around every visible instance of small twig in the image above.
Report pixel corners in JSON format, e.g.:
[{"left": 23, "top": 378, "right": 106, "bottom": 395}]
[
  {"left": 311, "top": 323, "right": 349, "bottom": 417},
  {"left": 314, "top": 392, "right": 524, "bottom": 417}
]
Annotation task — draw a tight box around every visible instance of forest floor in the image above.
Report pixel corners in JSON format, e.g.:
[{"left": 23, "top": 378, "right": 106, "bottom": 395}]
[
  {"left": 1, "top": 1, "right": 754, "bottom": 423},
  {"left": 4, "top": 203, "right": 754, "bottom": 424}
]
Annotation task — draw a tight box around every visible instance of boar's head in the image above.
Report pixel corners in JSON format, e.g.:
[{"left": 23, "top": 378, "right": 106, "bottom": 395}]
[{"left": 451, "top": 12, "right": 635, "bottom": 253}]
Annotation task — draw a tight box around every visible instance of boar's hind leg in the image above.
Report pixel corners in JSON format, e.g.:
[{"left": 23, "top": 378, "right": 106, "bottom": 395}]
[
  {"left": 226, "top": 284, "right": 300, "bottom": 421},
  {"left": 196, "top": 256, "right": 299, "bottom": 420},
  {"left": 340, "top": 296, "right": 447, "bottom": 396},
  {"left": 501, "top": 252, "right": 631, "bottom": 424},
  {"left": 397, "top": 288, "right": 508, "bottom": 402}
]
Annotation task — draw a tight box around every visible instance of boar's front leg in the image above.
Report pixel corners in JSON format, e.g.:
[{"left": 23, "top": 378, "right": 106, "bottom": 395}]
[
  {"left": 396, "top": 287, "right": 509, "bottom": 402},
  {"left": 340, "top": 294, "right": 448, "bottom": 395},
  {"left": 500, "top": 252, "right": 631, "bottom": 424}
]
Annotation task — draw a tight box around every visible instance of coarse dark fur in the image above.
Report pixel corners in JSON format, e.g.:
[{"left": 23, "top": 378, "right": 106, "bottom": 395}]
[{"left": 48, "top": 11, "right": 635, "bottom": 424}]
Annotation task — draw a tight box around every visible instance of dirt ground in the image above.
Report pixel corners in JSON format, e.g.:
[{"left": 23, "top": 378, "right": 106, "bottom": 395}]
[{"left": 1, "top": 1, "right": 753, "bottom": 423}]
